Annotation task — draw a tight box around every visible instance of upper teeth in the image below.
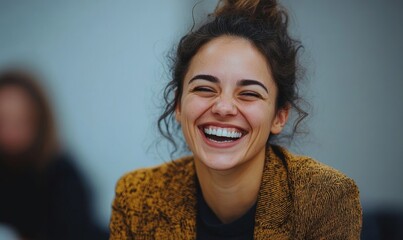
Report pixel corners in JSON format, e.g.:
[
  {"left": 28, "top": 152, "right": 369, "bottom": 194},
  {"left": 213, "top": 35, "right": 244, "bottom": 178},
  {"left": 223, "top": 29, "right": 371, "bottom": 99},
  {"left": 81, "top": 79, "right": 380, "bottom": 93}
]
[{"left": 204, "top": 127, "right": 242, "bottom": 138}]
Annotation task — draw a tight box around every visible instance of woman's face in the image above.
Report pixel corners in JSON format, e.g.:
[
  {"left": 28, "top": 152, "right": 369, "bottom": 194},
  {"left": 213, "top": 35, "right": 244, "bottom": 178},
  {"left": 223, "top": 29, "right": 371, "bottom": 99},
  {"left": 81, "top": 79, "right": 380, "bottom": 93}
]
[
  {"left": 0, "top": 86, "right": 38, "bottom": 156},
  {"left": 176, "top": 36, "right": 288, "bottom": 171}
]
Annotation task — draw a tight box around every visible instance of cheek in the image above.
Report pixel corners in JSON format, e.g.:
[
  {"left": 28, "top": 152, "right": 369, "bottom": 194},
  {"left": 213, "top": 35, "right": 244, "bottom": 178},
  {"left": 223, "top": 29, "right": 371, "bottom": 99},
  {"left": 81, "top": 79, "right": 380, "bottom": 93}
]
[
  {"left": 180, "top": 95, "right": 212, "bottom": 123},
  {"left": 0, "top": 119, "right": 37, "bottom": 150},
  {"left": 241, "top": 102, "right": 274, "bottom": 133}
]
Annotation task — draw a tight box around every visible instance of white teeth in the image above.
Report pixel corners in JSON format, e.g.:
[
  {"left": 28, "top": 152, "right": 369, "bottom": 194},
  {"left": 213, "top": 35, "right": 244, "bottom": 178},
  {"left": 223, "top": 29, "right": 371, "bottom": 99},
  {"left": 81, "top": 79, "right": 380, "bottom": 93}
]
[
  {"left": 203, "top": 127, "right": 243, "bottom": 138},
  {"left": 212, "top": 129, "right": 217, "bottom": 135}
]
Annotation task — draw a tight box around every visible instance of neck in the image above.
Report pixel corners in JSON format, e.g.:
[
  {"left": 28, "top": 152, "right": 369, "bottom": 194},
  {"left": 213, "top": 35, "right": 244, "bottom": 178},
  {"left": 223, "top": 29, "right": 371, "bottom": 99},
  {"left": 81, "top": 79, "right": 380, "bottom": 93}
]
[{"left": 195, "top": 150, "right": 266, "bottom": 224}]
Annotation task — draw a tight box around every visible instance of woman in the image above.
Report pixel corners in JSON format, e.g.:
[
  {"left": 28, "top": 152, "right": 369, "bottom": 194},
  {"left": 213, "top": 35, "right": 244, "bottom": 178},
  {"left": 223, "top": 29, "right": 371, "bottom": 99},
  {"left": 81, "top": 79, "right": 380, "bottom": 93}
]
[
  {"left": 0, "top": 69, "right": 107, "bottom": 239},
  {"left": 110, "top": 0, "right": 362, "bottom": 239}
]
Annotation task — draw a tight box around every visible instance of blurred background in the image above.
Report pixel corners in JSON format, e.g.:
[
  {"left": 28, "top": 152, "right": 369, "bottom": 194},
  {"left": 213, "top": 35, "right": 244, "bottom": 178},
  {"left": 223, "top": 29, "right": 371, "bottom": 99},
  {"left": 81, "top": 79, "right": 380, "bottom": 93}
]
[{"left": 0, "top": 0, "right": 402, "bottom": 239}]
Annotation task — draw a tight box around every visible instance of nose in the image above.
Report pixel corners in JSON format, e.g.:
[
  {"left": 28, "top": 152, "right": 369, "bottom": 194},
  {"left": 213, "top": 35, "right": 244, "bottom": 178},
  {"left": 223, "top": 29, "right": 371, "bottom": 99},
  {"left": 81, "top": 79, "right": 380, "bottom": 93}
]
[{"left": 211, "top": 96, "right": 237, "bottom": 117}]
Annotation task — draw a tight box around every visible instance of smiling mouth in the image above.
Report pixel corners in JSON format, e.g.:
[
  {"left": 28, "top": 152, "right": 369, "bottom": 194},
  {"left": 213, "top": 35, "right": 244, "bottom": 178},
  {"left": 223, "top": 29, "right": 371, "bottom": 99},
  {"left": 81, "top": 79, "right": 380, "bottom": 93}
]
[{"left": 201, "top": 125, "right": 247, "bottom": 143}]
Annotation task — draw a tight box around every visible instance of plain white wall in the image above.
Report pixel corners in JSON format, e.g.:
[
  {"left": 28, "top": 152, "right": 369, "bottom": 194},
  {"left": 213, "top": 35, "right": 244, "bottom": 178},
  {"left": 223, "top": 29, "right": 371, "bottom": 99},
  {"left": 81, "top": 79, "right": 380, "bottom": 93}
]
[{"left": 0, "top": 0, "right": 402, "bottom": 231}]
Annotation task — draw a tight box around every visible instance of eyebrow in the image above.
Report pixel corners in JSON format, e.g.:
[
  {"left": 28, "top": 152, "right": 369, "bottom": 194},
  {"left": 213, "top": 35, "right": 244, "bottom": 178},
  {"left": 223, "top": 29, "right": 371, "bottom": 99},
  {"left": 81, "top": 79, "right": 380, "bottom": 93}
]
[
  {"left": 189, "top": 74, "right": 268, "bottom": 93},
  {"left": 237, "top": 79, "right": 268, "bottom": 93},
  {"left": 189, "top": 74, "right": 219, "bottom": 84}
]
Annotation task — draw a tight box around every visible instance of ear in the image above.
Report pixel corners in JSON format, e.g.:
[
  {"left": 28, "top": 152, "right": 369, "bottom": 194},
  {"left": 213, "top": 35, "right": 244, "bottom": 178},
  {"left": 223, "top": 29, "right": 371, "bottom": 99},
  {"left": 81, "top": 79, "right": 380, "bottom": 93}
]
[
  {"left": 270, "top": 106, "right": 290, "bottom": 135},
  {"left": 175, "top": 101, "right": 181, "bottom": 123}
]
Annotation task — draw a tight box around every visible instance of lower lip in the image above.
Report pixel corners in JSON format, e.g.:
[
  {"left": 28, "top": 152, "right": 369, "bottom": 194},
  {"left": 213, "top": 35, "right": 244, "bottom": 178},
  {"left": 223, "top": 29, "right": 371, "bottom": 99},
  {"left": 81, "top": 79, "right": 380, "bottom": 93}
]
[{"left": 199, "top": 128, "right": 245, "bottom": 148}]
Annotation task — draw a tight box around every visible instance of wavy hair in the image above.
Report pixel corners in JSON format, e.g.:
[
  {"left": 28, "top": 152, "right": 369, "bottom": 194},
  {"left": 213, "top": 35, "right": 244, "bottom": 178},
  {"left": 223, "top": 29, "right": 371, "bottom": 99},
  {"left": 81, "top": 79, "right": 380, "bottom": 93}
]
[{"left": 158, "top": 0, "right": 308, "bottom": 157}]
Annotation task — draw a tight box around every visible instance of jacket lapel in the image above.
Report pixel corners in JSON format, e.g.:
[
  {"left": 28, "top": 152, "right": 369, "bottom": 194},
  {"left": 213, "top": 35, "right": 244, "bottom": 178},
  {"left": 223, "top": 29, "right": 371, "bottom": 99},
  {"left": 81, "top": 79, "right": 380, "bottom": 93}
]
[
  {"left": 254, "top": 146, "right": 293, "bottom": 239},
  {"left": 155, "top": 157, "right": 198, "bottom": 239},
  {"left": 155, "top": 147, "right": 293, "bottom": 239}
]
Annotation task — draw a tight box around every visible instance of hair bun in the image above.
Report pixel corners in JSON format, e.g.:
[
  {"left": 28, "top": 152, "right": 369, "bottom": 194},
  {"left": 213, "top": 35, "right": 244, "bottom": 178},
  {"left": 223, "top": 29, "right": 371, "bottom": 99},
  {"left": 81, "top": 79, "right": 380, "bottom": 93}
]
[{"left": 214, "top": 0, "right": 279, "bottom": 20}]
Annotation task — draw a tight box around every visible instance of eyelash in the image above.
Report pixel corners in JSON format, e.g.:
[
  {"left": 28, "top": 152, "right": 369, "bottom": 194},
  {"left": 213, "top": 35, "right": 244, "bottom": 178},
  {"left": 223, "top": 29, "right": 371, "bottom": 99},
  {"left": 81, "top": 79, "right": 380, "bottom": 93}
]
[
  {"left": 191, "top": 87, "right": 263, "bottom": 99},
  {"left": 191, "top": 86, "right": 215, "bottom": 93},
  {"left": 240, "top": 91, "right": 263, "bottom": 99}
]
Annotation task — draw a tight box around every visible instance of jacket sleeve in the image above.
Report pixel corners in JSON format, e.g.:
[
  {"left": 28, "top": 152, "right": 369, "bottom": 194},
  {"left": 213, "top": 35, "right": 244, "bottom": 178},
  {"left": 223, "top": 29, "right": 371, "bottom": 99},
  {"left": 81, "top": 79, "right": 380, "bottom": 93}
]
[
  {"left": 307, "top": 177, "right": 362, "bottom": 240},
  {"left": 109, "top": 175, "right": 131, "bottom": 240}
]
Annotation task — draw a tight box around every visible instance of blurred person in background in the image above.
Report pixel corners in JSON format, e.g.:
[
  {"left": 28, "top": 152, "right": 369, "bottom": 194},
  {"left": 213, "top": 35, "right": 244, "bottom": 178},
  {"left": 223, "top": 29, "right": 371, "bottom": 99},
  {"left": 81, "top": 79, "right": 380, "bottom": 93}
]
[{"left": 0, "top": 69, "right": 108, "bottom": 239}]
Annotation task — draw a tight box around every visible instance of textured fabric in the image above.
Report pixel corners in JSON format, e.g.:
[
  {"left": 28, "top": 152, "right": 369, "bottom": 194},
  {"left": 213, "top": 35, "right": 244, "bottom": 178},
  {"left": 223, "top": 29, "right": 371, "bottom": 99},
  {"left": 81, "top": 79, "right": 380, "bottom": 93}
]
[{"left": 110, "top": 145, "right": 362, "bottom": 239}]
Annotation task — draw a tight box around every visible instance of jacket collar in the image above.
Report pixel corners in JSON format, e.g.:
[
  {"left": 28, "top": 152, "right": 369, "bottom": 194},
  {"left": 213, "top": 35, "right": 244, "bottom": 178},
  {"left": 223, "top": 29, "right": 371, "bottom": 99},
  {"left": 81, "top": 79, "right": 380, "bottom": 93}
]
[{"left": 157, "top": 146, "right": 293, "bottom": 239}]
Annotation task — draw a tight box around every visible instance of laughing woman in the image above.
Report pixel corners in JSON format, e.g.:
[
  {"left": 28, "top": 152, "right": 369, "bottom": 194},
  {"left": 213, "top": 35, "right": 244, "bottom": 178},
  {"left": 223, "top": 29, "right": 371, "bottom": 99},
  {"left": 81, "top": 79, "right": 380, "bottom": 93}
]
[{"left": 110, "top": 0, "right": 362, "bottom": 239}]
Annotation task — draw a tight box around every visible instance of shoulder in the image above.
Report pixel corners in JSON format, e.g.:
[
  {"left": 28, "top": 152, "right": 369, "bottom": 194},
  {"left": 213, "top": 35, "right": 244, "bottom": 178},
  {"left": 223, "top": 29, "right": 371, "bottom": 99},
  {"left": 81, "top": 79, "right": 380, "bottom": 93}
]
[
  {"left": 271, "top": 145, "right": 360, "bottom": 213},
  {"left": 45, "top": 152, "right": 80, "bottom": 176},
  {"left": 281, "top": 148, "right": 359, "bottom": 198},
  {"left": 44, "top": 152, "right": 84, "bottom": 186},
  {"left": 275, "top": 146, "right": 362, "bottom": 236},
  {"left": 44, "top": 152, "right": 90, "bottom": 199},
  {"left": 113, "top": 156, "right": 194, "bottom": 210},
  {"left": 111, "top": 156, "right": 195, "bottom": 234},
  {"left": 111, "top": 157, "right": 197, "bottom": 238},
  {"left": 115, "top": 156, "right": 193, "bottom": 194}
]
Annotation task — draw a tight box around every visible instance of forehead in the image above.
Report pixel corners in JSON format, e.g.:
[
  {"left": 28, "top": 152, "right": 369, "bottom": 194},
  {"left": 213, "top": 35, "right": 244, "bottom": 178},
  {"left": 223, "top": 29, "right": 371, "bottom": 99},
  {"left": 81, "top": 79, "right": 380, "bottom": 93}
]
[{"left": 185, "top": 36, "right": 273, "bottom": 85}]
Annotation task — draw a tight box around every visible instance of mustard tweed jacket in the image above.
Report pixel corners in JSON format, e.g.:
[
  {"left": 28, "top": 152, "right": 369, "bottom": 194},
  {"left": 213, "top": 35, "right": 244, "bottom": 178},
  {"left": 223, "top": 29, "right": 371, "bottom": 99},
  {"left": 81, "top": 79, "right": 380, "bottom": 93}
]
[{"left": 110, "top": 146, "right": 362, "bottom": 239}]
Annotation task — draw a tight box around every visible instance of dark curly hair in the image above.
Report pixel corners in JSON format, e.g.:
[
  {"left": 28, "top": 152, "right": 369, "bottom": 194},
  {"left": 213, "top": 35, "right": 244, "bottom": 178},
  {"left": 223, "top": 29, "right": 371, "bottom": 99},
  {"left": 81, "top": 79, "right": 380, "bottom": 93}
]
[{"left": 158, "top": 0, "right": 307, "bottom": 156}]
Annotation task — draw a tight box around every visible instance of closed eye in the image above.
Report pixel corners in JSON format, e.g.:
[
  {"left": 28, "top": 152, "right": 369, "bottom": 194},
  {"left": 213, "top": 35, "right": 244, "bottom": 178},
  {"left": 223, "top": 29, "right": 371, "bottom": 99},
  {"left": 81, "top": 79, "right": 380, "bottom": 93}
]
[
  {"left": 191, "top": 86, "right": 215, "bottom": 93},
  {"left": 240, "top": 91, "right": 263, "bottom": 99}
]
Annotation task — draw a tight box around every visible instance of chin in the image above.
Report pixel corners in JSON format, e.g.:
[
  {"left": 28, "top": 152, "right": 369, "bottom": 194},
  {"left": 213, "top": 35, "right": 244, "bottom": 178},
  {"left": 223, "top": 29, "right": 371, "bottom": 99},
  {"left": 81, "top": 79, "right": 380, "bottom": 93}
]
[{"left": 196, "top": 152, "right": 244, "bottom": 171}]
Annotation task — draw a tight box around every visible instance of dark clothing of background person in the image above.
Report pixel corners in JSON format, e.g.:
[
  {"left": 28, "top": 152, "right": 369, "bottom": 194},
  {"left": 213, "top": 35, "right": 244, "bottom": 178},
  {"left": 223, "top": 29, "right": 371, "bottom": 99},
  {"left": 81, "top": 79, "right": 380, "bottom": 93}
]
[
  {"left": 0, "top": 152, "right": 108, "bottom": 240},
  {"left": 361, "top": 208, "right": 403, "bottom": 240}
]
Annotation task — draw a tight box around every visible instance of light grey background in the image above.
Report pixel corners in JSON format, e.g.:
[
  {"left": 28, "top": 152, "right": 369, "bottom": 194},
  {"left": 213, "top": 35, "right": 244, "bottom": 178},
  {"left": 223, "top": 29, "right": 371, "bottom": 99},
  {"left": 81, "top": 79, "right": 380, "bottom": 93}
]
[{"left": 0, "top": 0, "right": 402, "bottom": 231}]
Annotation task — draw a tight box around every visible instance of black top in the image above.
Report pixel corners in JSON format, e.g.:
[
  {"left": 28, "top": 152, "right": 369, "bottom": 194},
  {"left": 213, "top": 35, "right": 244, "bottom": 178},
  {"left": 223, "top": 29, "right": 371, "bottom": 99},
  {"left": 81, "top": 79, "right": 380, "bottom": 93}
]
[
  {"left": 196, "top": 180, "right": 256, "bottom": 240},
  {"left": 0, "top": 152, "right": 108, "bottom": 240}
]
